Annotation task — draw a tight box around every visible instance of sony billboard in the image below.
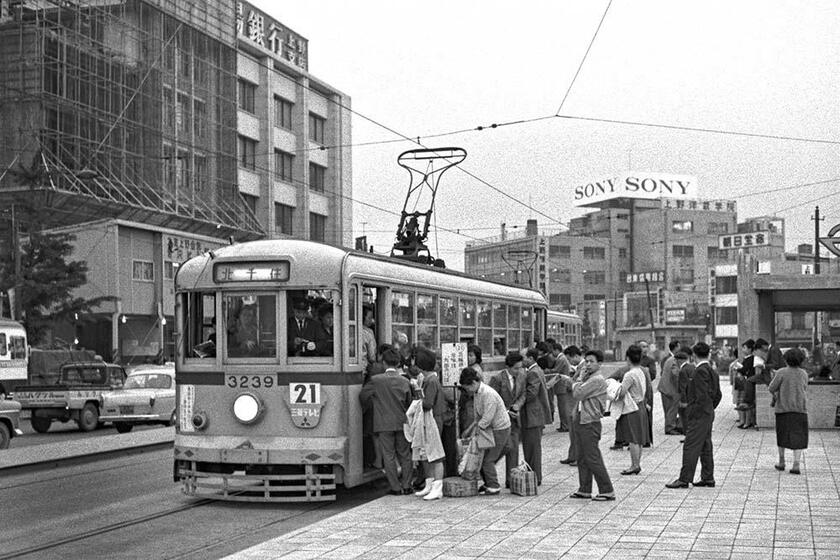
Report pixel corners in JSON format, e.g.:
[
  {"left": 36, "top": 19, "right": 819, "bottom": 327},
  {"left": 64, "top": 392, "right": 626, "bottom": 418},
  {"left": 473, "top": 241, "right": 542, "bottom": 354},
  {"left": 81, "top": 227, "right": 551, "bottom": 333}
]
[{"left": 573, "top": 172, "right": 698, "bottom": 207}]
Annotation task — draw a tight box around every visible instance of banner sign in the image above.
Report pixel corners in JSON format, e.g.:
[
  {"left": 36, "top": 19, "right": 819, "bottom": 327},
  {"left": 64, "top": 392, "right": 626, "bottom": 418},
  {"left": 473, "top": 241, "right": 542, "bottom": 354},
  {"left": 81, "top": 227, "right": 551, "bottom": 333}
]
[
  {"left": 237, "top": 1, "right": 308, "bottom": 70},
  {"left": 665, "top": 307, "right": 686, "bottom": 325},
  {"left": 440, "top": 342, "right": 468, "bottom": 386},
  {"left": 626, "top": 271, "right": 665, "bottom": 284},
  {"left": 573, "top": 172, "right": 698, "bottom": 207},
  {"left": 718, "top": 231, "right": 770, "bottom": 250}
]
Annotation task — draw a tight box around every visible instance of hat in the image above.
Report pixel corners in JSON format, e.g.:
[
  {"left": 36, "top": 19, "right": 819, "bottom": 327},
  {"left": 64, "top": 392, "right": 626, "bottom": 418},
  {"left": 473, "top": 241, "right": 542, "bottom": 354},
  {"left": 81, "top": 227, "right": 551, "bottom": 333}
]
[
  {"left": 292, "top": 299, "right": 309, "bottom": 310},
  {"left": 674, "top": 351, "right": 689, "bottom": 360}
]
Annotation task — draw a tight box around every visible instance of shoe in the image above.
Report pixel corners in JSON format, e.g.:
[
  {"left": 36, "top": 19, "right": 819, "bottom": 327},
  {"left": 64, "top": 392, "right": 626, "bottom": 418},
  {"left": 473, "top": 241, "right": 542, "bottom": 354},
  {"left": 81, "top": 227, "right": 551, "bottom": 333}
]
[
  {"left": 693, "top": 480, "right": 715, "bottom": 487},
  {"left": 592, "top": 494, "right": 616, "bottom": 501},
  {"left": 569, "top": 491, "right": 591, "bottom": 499},
  {"left": 556, "top": 427, "right": 569, "bottom": 432},
  {"left": 401, "top": 488, "right": 414, "bottom": 495},
  {"left": 665, "top": 479, "right": 690, "bottom": 489},
  {"left": 560, "top": 458, "right": 575, "bottom": 464},
  {"left": 679, "top": 439, "right": 685, "bottom": 444},
  {"left": 790, "top": 466, "right": 801, "bottom": 475},
  {"left": 567, "top": 461, "right": 577, "bottom": 467},
  {"left": 621, "top": 467, "right": 641, "bottom": 476},
  {"left": 774, "top": 464, "right": 785, "bottom": 471},
  {"left": 415, "top": 477, "right": 435, "bottom": 497},
  {"left": 736, "top": 403, "right": 750, "bottom": 411},
  {"left": 423, "top": 480, "right": 444, "bottom": 500},
  {"left": 643, "top": 444, "right": 651, "bottom": 448},
  {"left": 478, "top": 485, "right": 501, "bottom": 495},
  {"left": 665, "top": 430, "right": 682, "bottom": 435},
  {"left": 609, "top": 443, "right": 627, "bottom": 450}
]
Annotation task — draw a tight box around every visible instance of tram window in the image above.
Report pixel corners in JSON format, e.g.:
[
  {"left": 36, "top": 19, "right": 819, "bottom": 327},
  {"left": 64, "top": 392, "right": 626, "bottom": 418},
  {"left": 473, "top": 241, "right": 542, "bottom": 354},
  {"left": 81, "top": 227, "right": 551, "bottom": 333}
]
[
  {"left": 10, "top": 336, "right": 26, "bottom": 360},
  {"left": 417, "top": 293, "right": 437, "bottom": 324},
  {"left": 508, "top": 305, "right": 520, "bottom": 328},
  {"left": 521, "top": 307, "right": 533, "bottom": 346},
  {"left": 391, "top": 290, "right": 414, "bottom": 351},
  {"left": 439, "top": 296, "right": 457, "bottom": 325},
  {"left": 440, "top": 326, "right": 457, "bottom": 345},
  {"left": 287, "top": 290, "right": 336, "bottom": 359},
  {"left": 508, "top": 330, "right": 521, "bottom": 351},
  {"left": 347, "top": 286, "right": 357, "bottom": 361},
  {"left": 477, "top": 328, "right": 492, "bottom": 356},
  {"left": 493, "top": 303, "right": 507, "bottom": 330},
  {"left": 224, "top": 294, "right": 277, "bottom": 358},
  {"left": 477, "top": 300, "right": 491, "bottom": 328},
  {"left": 418, "top": 325, "right": 436, "bottom": 349},
  {"left": 0, "top": 334, "right": 5, "bottom": 355},
  {"left": 184, "top": 292, "right": 216, "bottom": 359}
]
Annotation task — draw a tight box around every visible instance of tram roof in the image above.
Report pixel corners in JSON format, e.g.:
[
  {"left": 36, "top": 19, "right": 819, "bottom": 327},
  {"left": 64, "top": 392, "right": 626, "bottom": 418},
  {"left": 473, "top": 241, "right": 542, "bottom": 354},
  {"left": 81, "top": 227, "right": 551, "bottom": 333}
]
[{"left": 176, "top": 239, "right": 546, "bottom": 305}]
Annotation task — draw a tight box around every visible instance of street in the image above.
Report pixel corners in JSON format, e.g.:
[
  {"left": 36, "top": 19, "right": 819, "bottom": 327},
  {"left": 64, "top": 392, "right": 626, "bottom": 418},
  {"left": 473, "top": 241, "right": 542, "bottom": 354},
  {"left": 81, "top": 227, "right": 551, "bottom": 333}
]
[{"left": 11, "top": 415, "right": 164, "bottom": 449}]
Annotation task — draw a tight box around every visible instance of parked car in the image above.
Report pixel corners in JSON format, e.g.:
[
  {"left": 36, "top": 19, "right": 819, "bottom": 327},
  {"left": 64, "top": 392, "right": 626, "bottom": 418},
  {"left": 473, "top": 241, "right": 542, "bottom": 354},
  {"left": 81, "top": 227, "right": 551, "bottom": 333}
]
[
  {"left": 99, "top": 365, "right": 176, "bottom": 433},
  {"left": 0, "top": 399, "right": 24, "bottom": 449}
]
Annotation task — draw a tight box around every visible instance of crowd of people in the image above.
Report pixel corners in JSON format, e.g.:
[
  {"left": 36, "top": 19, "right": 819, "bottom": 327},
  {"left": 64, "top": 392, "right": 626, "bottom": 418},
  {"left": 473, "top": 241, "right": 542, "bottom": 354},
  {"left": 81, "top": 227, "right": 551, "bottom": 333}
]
[{"left": 359, "top": 332, "right": 812, "bottom": 501}]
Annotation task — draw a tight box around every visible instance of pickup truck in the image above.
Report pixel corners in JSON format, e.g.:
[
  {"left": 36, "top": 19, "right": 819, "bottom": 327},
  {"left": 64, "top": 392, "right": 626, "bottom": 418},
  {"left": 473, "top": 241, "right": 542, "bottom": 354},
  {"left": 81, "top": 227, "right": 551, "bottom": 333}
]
[{"left": 15, "top": 362, "right": 127, "bottom": 433}]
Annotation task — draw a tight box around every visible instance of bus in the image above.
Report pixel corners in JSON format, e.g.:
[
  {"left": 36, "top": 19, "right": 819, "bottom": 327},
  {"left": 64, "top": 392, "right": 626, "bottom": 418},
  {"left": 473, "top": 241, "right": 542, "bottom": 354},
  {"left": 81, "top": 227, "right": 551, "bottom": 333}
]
[
  {"left": 0, "top": 319, "right": 28, "bottom": 398},
  {"left": 546, "top": 310, "right": 582, "bottom": 349},
  {"left": 173, "top": 240, "right": 548, "bottom": 501}
]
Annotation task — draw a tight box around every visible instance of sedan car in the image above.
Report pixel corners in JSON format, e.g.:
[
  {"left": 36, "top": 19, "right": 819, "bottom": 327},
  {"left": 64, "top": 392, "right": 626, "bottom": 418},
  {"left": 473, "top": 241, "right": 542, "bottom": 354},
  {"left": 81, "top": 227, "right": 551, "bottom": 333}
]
[
  {"left": 0, "top": 399, "right": 24, "bottom": 449},
  {"left": 99, "top": 365, "right": 176, "bottom": 433}
]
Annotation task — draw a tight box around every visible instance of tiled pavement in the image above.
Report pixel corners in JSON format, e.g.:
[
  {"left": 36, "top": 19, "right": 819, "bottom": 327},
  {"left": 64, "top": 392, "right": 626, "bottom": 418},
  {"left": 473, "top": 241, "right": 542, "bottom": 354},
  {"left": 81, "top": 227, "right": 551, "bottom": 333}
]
[{"left": 226, "top": 379, "right": 840, "bottom": 560}]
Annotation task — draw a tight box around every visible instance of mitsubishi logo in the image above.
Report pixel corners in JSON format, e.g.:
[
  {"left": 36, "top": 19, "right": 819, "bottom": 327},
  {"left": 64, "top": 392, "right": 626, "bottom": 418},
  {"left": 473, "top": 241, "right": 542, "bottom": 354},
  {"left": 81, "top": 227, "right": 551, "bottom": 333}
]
[{"left": 819, "top": 223, "right": 840, "bottom": 258}]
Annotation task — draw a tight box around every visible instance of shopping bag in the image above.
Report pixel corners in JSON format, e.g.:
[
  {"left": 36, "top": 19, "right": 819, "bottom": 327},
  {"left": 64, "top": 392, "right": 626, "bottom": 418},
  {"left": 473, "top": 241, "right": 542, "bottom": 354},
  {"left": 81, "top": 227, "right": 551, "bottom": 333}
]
[
  {"left": 457, "top": 437, "right": 483, "bottom": 480},
  {"left": 509, "top": 461, "right": 538, "bottom": 496}
]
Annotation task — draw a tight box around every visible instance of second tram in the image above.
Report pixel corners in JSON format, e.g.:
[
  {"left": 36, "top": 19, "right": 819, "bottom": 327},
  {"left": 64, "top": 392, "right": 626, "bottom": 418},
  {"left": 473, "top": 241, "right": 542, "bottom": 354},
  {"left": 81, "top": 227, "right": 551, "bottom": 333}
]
[{"left": 546, "top": 310, "right": 583, "bottom": 349}]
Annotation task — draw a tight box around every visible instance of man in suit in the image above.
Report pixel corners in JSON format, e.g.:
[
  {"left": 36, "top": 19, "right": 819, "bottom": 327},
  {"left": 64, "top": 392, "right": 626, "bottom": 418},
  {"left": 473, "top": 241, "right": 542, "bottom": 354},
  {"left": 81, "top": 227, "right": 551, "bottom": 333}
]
[
  {"left": 288, "top": 299, "right": 319, "bottom": 356},
  {"left": 521, "top": 347, "right": 552, "bottom": 485},
  {"left": 667, "top": 342, "right": 722, "bottom": 489},
  {"left": 488, "top": 351, "right": 527, "bottom": 487},
  {"left": 659, "top": 340, "right": 683, "bottom": 435},
  {"left": 559, "top": 345, "right": 584, "bottom": 465},
  {"left": 359, "top": 347, "right": 414, "bottom": 495}
]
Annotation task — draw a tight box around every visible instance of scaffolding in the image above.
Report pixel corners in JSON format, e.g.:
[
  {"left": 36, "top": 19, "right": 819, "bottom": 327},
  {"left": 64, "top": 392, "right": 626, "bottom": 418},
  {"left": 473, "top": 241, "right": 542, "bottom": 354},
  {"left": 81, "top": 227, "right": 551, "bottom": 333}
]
[{"left": 0, "top": 0, "right": 263, "bottom": 240}]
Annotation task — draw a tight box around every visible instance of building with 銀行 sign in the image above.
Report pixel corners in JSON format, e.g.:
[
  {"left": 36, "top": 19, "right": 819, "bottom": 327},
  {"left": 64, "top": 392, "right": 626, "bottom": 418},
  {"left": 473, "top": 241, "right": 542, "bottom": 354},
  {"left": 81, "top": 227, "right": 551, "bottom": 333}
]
[{"left": 0, "top": 0, "right": 351, "bottom": 362}]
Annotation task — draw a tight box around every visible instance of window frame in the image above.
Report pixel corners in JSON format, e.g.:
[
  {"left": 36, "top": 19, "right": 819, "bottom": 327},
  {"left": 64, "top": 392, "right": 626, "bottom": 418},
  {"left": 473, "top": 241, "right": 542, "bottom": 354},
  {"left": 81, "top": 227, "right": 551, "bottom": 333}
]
[
  {"left": 238, "top": 79, "right": 256, "bottom": 114},
  {"left": 274, "top": 96, "right": 293, "bottom": 129}
]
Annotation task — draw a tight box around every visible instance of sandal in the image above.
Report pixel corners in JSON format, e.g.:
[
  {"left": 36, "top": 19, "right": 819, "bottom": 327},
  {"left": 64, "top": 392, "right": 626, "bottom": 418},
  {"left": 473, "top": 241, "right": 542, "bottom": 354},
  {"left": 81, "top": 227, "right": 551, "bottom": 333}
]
[
  {"left": 592, "top": 494, "right": 616, "bottom": 501},
  {"left": 568, "top": 491, "right": 591, "bottom": 499}
]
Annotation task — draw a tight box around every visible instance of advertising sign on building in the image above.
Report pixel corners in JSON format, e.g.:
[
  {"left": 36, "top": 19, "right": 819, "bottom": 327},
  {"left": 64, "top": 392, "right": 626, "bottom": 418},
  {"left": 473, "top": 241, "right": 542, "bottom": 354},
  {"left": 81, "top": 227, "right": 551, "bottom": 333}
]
[
  {"left": 163, "top": 234, "right": 224, "bottom": 265},
  {"left": 625, "top": 271, "right": 665, "bottom": 284},
  {"left": 718, "top": 231, "right": 770, "bottom": 250},
  {"left": 665, "top": 307, "right": 686, "bottom": 325},
  {"left": 624, "top": 292, "right": 655, "bottom": 328},
  {"left": 573, "top": 172, "right": 698, "bottom": 207},
  {"left": 440, "top": 342, "right": 468, "bottom": 387},
  {"left": 801, "top": 264, "right": 814, "bottom": 275},
  {"left": 598, "top": 300, "right": 606, "bottom": 336},
  {"left": 236, "top": 1, "right": 308, "bottom": 70}
]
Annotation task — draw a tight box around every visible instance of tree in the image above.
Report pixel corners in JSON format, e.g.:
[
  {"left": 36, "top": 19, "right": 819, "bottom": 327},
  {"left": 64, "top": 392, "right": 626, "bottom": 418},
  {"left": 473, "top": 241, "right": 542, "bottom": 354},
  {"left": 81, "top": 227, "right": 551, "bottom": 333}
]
[{"left": 0, "top": 229, "right": 115, "bottom": 345}]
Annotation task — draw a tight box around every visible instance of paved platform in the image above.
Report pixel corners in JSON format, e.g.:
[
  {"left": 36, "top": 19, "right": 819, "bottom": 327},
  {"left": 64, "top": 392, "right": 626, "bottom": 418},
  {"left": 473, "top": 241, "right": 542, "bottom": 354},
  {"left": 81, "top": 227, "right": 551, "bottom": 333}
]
[
  {"left": 225, "top": 379, "right": 840, "bottom": 560},
  {"left": 0, "top": 427, "right": 174, "bottom": 471}
]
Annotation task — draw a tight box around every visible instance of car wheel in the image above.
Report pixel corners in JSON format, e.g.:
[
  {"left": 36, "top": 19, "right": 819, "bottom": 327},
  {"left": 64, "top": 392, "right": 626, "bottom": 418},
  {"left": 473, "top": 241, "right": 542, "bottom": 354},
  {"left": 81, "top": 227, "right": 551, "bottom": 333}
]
[
  {"left": 115, "top": 422, "right": 134, "bottom": 433},
  {"left": 0, "top": 423, "right": 10, "bottom": 449},
  {"left": 77, "top": 403, "right": 99, "bottom": 432},
  {"left": 31, "top": 415, "right": 51, "bottom": 433}
]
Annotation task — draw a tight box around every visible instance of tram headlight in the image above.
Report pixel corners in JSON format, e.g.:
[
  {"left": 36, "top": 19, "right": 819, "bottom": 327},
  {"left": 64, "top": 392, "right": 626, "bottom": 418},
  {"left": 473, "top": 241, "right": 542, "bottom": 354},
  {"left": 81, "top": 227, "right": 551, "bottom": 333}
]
[{"left": 232, "top": 393, "right": 263, "bottom": 424}]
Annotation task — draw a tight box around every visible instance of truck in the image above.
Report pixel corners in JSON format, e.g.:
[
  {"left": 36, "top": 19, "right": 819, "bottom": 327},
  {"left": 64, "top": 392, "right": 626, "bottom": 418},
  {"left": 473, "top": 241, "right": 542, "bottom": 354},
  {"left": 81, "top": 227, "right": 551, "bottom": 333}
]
[{"left": 15, "top": 362, "right": 127, "bottom": 432}]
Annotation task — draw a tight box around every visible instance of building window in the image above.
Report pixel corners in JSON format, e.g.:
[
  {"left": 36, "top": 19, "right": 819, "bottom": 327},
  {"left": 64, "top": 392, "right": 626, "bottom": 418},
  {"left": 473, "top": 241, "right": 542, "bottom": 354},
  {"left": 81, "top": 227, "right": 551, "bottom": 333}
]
[
  {"left": 275, "top": 203, "right": 293, "bottom": 235},
  {"left": 238, "top": 135, "right": 256, "bottom": 169},
  {"left": 672, "top": 245, "right": 694, "bottom": 258},
  {"left": 274, "top": 96, "right": 293, "bottom": 129},
  {"left": 132, "top": 260, "right": 154, "bottom": 282},
  {"left": 583, "top": 246, "right": 605, "bottom": 260},
  {"left": 707, "top": 246, "right": 725, "bottom": 260},
  {"left": 274, "top": 150, "right": 293, "bottom": 182},
  {"left": 583, "top": 294, "right": 605, "bottom": 301},
  {"left": 715, "top": 275, "right": 737, "bottom": 294},
  {"left": 309, "top": 162, "right": 326, "bottom": 192},
  {"left": 616, "top": 213, "right": 629, "bottom": 220},
  {"left": 672, "top": 268, "right": 694, "bottom": 284},
  {"left": 549, "top": 245, "right": 571, "bottom": 258},
  {"left": 715, "top": 306, "right": 737, "bottom": 325},
  {"left": 618, "top": 248, "right": 627, "bottom": 259},
  {"left": 310, "top": 213, "right": 326, "bottom": 242},
  {"left": 309, "top": 113, "right": 326, "bottom": 144},
  {"left": 549, "top": 293, "right": 572, "bottom": 308},
  {"left": 708, "top": 222, "right": 729, "bottom": 234},
  {"left": 237, "top": 79, "right": 256, "bottom": 114},
  {"left": 551, "top": 268, "right": 571, "bottom": 283},
  {"left": 241, "top": 193, "right": 257, "bottom": 215},
  {"left": 583, "top": 271, "right": 605, "bottom": 285},
  {"left": 672, "top": 220, "right": 693, "bottom": 233}
]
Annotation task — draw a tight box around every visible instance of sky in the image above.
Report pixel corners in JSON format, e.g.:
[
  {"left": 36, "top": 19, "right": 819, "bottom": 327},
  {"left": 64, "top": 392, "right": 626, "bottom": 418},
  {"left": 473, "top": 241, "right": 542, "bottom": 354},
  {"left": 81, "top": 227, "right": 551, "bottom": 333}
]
[{"left": 252, "top": 0, "right": 840, "bottom": 271}]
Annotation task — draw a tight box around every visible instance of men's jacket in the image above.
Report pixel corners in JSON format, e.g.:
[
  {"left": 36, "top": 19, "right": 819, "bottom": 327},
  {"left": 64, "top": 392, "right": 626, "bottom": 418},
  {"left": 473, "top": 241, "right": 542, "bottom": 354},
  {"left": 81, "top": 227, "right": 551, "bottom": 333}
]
[
  {"left": 488, "top": 368, "right": 527, "bottom": 425},
  {"left": 522, "top": 364, "right": 551, "bottom": 428}
]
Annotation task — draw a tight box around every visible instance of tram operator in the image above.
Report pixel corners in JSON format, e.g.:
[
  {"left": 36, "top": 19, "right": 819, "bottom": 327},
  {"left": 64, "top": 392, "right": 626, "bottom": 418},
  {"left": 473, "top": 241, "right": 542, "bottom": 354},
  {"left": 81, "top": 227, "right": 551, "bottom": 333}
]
[
  {"left": 288, "top": 299, "right": 319, "bottom": 356},
  {"left": 229, "top": 304, "right": 260, "bottom": 357}
]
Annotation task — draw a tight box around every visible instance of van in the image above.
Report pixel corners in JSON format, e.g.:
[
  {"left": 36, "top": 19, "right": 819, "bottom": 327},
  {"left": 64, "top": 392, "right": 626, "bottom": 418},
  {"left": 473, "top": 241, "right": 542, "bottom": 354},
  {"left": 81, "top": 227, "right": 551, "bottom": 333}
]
[{"left": 0, "top": 319, "right": 28, "bottom": 398}]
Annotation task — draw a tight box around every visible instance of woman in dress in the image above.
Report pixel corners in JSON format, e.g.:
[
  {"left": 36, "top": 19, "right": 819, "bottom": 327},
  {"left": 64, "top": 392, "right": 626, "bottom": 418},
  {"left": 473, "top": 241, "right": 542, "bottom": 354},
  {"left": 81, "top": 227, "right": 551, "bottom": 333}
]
[
  {"left": 768, "top": 348, "right": 809, "bottom": 475},
  {"left": 618, "top": 345, "right": 651, "bottom": 475}
]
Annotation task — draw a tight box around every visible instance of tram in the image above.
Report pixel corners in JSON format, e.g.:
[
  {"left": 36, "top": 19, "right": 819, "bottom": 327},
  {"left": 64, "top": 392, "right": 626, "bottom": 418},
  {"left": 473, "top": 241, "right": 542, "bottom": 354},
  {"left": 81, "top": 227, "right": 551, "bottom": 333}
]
[
  {"left": 173, "top": 239, "right": 548, "bottom": 501},
  {"left": 546, "top": 310, "right": 583, "bottom": 348}
]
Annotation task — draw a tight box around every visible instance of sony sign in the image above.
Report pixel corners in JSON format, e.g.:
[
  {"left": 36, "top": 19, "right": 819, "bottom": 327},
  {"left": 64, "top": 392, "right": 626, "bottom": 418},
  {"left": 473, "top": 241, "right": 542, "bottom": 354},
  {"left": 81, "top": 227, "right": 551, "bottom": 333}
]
[{"left": 573, "top": 172, "right": 698, "bottom": 207}]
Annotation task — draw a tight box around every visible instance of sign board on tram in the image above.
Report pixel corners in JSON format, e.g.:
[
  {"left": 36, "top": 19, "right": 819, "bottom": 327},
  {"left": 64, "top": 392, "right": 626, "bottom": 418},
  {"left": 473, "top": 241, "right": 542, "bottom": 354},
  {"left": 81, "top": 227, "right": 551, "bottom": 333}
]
[{"left": 440, "top": 343, "right": 468, "bottom": 386}]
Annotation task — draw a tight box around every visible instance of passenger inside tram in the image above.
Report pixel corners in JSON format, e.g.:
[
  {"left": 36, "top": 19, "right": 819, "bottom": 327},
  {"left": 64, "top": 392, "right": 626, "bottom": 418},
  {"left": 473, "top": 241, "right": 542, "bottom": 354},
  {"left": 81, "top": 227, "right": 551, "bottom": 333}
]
[{"left": 228, "top": 303, "right": 260, "bottom": 357}]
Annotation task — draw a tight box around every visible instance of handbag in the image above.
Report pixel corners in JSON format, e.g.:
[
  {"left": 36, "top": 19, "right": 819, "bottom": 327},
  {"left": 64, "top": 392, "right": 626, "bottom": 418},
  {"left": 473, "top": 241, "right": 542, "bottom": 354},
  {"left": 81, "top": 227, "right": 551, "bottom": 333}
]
[
  {"left": 457, "top": 437, "right": 483, "bottom": 480},
  {"left": 509, "top": 461, "right": 538, "bottom": 496}
]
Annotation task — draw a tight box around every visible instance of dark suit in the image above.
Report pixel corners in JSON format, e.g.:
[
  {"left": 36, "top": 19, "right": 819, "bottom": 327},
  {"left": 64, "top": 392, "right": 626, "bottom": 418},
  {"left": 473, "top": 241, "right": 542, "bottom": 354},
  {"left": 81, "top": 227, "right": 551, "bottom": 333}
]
[
  {"left": 489, "top": 368, "right": 527, "bottom": 481},
  {"left": 359, "top": 369, "right": 413, "bottom": 492},
  {"left": 678, "top": 361, "right": 721, "bottom": 483},
  {"left": 287, "top": 317, "right": 320, "bottom": 356},
  {"left": 521, "top": 363, "right": 551, "bottom": 484}
]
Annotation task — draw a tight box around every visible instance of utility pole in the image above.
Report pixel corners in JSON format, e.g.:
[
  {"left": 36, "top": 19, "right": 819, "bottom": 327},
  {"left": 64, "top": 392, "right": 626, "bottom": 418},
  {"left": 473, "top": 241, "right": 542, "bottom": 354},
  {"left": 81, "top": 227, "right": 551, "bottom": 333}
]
[
  {"left": 643, "top": 277, "right": 656, "bottom": 344},
  {"left": 11, "top": 203, "right": 21, "bottom": 321},
  {"left": 812, "top": 206, "right": 823, "bottom": 274}
]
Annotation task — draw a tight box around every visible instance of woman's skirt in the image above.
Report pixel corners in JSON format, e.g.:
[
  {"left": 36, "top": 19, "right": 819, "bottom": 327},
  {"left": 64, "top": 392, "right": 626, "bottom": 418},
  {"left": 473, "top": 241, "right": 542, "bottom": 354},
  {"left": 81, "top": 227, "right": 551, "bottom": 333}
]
[
  {"left": 617, "top": 405, "right": 651, "bottom": 446},
  {"left": 776, "top": 412, "right": 808, "bottom": 450}
]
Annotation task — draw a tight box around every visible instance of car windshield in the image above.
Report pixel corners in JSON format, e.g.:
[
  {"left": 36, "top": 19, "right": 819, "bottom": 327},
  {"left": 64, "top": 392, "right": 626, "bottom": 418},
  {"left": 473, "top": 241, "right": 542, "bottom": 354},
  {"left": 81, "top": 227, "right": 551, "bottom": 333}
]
[{"left": 124, "top": 373, "right": 171, "bottom": 389}]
